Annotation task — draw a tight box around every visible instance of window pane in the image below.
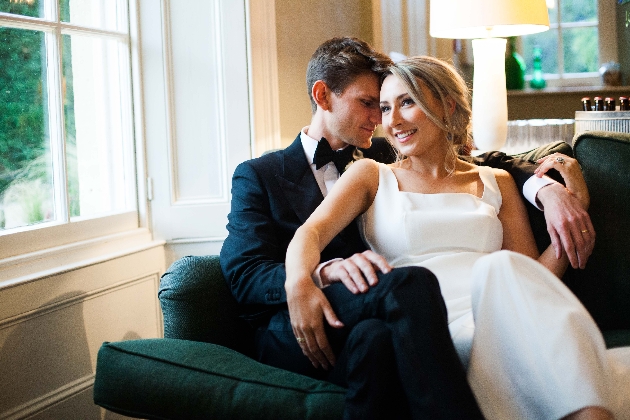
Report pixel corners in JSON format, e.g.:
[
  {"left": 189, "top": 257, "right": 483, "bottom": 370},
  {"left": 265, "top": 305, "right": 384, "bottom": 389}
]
[
  {"left": 0, "top": 0, "right": 43, "bottom": 19},
  {"left": 0, "top": 27, "right": 55, "bottom": 230},
  {"left": 62, "top": 34, "right": 132, "bottom": 218},
  {"left": 522, "top": 29, "right": 558, "bottom": 75},
  {"left": 547, "top": 2, "right": 558, "bottom": 24},
  {"left": 561, "top": 0, "right": 597, "bottom": 23},
  {"left": 563, "top": 26, "right": 598, "bottom": 73},
  {"left": 60, "top": 0, "right": 121, "bottom": 31}
]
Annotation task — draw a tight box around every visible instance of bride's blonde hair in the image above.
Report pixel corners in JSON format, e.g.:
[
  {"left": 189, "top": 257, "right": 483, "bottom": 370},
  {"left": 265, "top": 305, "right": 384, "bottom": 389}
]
[{"left": 384, "top": 56, "right": 472, "bottom": 174}]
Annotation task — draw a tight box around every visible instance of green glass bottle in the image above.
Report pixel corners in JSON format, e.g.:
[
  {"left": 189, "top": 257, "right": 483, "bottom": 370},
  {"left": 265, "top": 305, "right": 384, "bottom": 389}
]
[
  {"left": 505, "top": 37, "right": 526, "bottom": 90},
  {"left": 529, "top": 46, "right": 546, "bottom": 89}
]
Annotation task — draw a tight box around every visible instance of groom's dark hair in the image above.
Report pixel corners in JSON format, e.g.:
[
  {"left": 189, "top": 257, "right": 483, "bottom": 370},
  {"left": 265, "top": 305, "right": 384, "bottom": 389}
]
[{"left": 306, "top": 37, "right": 392, "bottom": 113}]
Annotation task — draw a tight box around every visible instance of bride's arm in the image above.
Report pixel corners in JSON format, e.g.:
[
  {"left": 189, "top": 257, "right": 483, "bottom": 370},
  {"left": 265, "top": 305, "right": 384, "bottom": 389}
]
[
  {"left": 286, "top": 159, "right": 381, "bottom": 281},
  {"left": 494, "top": 169, "right": 569, "bottom": 278},
  {"left": 284, "top": 158, "right": 383, "bottom": 369}
]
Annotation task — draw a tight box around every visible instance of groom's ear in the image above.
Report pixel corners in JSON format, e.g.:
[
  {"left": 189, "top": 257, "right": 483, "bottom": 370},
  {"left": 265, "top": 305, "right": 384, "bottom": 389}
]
[{"left": 312, "top": 80, "right": 332, "bottom": 111}]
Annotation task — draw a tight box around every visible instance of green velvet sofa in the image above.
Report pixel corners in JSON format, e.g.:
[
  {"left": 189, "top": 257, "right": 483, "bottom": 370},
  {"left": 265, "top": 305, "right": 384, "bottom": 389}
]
[{"left": 94, "top": 131, "right": 630, "bottom": 419}]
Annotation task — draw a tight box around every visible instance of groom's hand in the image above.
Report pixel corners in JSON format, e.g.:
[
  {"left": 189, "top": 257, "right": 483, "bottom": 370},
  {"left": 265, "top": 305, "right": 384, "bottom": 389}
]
[
  {"left": 286, "top": 277, "right": 343, "bottom": 370},
  {"left": 320, "top": 250, "right": 392, "bottom": 293},
  {"left": 535, "top": 154, "right": 595, "bottom": 269}
]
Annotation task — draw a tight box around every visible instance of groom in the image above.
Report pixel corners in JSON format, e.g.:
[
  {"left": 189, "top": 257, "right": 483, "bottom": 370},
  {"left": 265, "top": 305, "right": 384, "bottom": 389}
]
[{"left": 221, "top": 37, "right": 594, "bottom": 419}]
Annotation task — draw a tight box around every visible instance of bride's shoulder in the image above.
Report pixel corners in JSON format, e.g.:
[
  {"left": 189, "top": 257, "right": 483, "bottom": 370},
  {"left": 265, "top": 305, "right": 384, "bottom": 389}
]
[
  {"left": 489, "top": 168, "right": 518, "bottom": 196},
  {"left": 344, "top": 158, "right": 381, "bottom": 181},
  {"left": 462, "top": 163, "right": 514, "bottom": 188},
  {"left": 340, "top": 158, "right": 381, "bottom": 196},
  {"left": 349, "top": 157, "right": 380, "bottom": 172},
  {"left": 487, "top": 167, "right": 513, "bottom": 182}
]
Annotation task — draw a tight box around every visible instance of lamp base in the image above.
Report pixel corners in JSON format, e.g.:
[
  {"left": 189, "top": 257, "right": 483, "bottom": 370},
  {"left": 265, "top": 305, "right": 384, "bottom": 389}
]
[{"left": 472, "top": 38, "right": 508, "bottom": 151}]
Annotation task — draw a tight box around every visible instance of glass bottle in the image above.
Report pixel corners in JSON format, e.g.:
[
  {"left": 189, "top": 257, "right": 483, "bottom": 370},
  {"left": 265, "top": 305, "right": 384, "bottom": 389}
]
[
  {"left": 505, "top": 37, "right": 526, "bottom": 90},
  {"left": 529, "top": 46, "right": 546, "bottom": 90},
  {"left": 604, "top": 97, "right": 616, "bottom": 111}
]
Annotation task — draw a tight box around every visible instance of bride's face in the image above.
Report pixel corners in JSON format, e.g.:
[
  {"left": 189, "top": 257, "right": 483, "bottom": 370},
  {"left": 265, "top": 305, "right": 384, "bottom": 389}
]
[{"left": 380, "top": 74, "right": 445, "bottom": 158}]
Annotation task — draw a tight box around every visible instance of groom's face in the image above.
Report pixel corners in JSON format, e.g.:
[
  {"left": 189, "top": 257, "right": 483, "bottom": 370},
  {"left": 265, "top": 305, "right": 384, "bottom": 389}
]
[{"left": 326, "top": 72, "right": 381, "bottom": 150}]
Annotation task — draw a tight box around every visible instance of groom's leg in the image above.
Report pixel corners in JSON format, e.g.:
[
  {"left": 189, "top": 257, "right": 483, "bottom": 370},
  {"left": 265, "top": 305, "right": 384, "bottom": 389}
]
[
  {"left": 256, "top": 266, "right": 483, "bottom": 419},
  {"left": 324, "top": 266, "right": 483, "bottom": 420},
  {"left": 255, "top": 312, "right": 411, "bottom": 419},
  {"left": 327, "top": 319, "right": 411, "bottom": 420}
]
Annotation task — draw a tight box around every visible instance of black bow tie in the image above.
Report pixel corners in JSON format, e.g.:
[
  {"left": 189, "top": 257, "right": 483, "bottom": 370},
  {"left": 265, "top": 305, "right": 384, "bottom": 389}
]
[{"left": 313, "top": 138, "right": 355, "bottom": 174}]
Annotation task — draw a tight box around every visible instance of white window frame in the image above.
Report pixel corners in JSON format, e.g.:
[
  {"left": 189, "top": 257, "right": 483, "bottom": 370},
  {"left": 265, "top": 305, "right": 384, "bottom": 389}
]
[
  {"left": 0, "top": 0, "right": 143, "bottom": 262},
  {"left": 521, "top": 0, "right": 617, "bottom": 88}
]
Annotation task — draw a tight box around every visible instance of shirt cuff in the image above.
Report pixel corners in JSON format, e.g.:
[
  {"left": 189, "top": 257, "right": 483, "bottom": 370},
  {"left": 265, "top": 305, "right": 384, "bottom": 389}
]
[
  {"left": 523, "top": 175, "right": 557, "bottom": 210},
  {"left": 312, "top": 258, "right": 342, "bottom": 288}
]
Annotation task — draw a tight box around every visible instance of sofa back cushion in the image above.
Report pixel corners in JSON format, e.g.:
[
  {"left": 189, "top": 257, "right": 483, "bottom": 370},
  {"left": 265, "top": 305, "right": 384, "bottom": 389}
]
[{"left": 567, "top": 131, "right": 630, "bottom": 331}]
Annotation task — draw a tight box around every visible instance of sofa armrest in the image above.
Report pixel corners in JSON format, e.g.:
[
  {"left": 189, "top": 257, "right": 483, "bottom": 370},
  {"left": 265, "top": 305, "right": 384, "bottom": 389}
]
[{"left": 158, "top": 255, "right": 255, "bottom": 355}]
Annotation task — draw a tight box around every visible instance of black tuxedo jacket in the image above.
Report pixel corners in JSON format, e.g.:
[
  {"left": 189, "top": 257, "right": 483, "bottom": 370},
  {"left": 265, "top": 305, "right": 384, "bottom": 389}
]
[{"left": 220, "top": 133, "right": 538, "bottom": 323}]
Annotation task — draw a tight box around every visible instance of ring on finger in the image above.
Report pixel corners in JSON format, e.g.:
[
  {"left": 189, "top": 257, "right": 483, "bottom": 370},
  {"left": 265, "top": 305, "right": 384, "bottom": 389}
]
[
  {"left": 555, "top": 156, "right": 565, "bottom": 165},
  {"left": 581, "top": 229, "right": 589, "bottom": 234},
  {"left": 296, "top": 337, "right": 306, "bottom": 344}
]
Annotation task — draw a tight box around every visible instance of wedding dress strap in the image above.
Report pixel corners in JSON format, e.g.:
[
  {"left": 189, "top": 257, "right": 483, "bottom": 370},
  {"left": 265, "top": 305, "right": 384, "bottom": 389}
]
[{"left": 477, "top": 166, "right": 502, "bottom": 213}]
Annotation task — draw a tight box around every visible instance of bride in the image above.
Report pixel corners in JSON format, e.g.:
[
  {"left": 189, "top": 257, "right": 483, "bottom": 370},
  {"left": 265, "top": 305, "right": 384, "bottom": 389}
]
[{"left": 285, "top": 56, "right": 629, "bottom": 419}]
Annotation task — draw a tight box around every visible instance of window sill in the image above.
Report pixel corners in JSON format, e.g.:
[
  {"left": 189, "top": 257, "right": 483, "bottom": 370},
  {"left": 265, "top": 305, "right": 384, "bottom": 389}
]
[
  {"left": 0, "top": 227, "right": 165, "bottom": 289},
  {"left": 508, "top": 85, "right": 630, "bottom": 97},
  {"left": 0, "top": 211, "right": 139, "bottom": 260}
]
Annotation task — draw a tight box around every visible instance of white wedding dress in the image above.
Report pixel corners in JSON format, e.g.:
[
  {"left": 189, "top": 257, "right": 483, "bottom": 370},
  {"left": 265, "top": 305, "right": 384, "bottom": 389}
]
[{"left": 358, "top": 162, "right": 630, "bottom": 419}]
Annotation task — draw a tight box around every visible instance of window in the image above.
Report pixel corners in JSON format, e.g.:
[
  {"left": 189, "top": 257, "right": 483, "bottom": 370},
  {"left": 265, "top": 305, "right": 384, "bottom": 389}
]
[
  {"left": 0, "top": 0, "right": 136, "bottom": 255},
  {"left": 519, "top": 0, "right": 614, "bottom": 87}
]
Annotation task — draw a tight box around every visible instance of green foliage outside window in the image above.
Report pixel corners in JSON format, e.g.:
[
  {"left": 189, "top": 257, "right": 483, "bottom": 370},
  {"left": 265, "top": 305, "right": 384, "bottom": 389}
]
[
  {"left": 521, "top": 0, "right": 598, "bottom": 77},
  {"left": 0, "top": 0, "right": 78, "bottom": 229},
  {"left": 0, "top": 1, "right": 46, "bottom": 197}
]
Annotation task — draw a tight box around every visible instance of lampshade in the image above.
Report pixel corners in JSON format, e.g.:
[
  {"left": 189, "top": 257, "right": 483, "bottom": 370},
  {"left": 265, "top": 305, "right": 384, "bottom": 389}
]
[
  {"left": 430, "top": 0, "right": 549, "bottom": 39},
  {"left": 429, "top": 0, "right": 549, "bottom": 151}
]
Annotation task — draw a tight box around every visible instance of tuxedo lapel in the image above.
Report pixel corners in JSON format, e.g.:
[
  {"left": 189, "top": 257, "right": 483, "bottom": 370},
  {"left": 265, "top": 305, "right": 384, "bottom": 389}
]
[
  {"left": 276, "top": 135, "right": 324, "bottom": 224},
  {"left": 275, "top": 134, "right": 368, "bottom": 258}
]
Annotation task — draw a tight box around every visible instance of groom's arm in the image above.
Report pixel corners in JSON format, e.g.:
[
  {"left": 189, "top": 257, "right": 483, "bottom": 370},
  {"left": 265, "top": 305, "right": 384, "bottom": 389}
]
[
  {"left": 471, "top": 151, "right": 542, "bottom": 194},
  {"left": 471, "top": 151, "right": 594, "bottom": 269},
  {"left": 220, "top": 160, "right": 289, "bottom": 319}
]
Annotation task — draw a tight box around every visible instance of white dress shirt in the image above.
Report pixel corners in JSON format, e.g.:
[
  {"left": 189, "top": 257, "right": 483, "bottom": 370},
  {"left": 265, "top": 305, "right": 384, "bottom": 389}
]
[{"left": 300, "top": 127, "right": 345, "bottom": 197}]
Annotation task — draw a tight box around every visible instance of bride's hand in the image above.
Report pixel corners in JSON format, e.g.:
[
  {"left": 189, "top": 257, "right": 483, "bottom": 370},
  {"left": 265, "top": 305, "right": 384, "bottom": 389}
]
[{"left": 285, "top": 276, "right": 343, "bottom": 370}]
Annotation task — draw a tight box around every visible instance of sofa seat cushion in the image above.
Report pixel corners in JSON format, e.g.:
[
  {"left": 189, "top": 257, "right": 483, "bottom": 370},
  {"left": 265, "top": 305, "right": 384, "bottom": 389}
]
[{"left": 94, "top": 338, "right": 346, "bottom": 420}]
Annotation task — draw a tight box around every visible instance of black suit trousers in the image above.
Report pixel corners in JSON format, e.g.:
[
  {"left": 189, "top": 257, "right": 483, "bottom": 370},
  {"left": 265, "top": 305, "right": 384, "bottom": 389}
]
[{"left": 255, "top": 266, "right": 484, "bottom": 420}]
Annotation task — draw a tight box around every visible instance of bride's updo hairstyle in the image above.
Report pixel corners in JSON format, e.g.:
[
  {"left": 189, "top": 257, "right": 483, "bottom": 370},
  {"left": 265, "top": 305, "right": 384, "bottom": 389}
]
[{"left": 385, "top": 56, "right": 472, "bottom": 172}]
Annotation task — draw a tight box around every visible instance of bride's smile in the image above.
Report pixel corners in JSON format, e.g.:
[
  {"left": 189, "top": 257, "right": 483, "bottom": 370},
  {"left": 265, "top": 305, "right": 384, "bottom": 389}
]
[{"left": 394, "top": 128, "right": 417, "bottom": 143}]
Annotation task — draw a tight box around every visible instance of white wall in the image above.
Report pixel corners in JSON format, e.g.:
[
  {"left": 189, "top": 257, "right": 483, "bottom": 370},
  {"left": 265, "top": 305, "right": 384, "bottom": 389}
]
[
  {"left": 0, "top": 230, "right": 165, "bottom": 419},
  {"left": 274, "top": 0, "right": 375, "bottom": 147}
]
